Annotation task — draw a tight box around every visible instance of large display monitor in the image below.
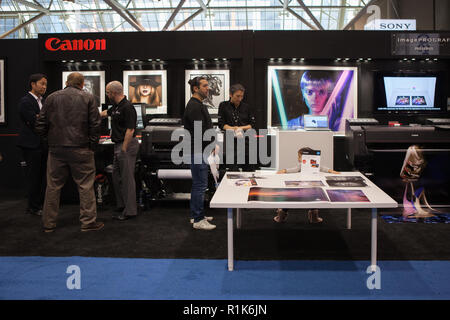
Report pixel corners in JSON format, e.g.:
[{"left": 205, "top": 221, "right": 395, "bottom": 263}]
[
  {"left": 374, "top": 71, "right": 447, "bottom": 114},
  {"left": 267, "top": 66, "right": 358, "bottom": 133}
]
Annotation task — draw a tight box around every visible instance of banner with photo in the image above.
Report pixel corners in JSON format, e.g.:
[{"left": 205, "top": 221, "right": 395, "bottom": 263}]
[
  {"left": 0, "top": 60, "right": 4, "bottom": 124},
  {"left": 123, "top": 70, "right": 167, "bottom": 115},
  {"left": 185, "top": 69, "right": 230, "bottom": 114},
  {"left": 62, "top": 71, "right": 105, "bottom": 104},
  {"left": 267, "top": 66, "right": 358, "bottom": 133}
]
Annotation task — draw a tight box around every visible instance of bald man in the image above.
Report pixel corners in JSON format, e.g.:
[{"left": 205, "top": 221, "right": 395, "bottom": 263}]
[
  {"left": 36, "top": 72, "right": 103, "bottom": 233},
  {"left": 101, "top": 81, "right": 139, "bottom": 220}
]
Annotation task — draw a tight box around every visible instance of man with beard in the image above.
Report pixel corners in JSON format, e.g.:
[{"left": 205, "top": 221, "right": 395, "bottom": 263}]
[{"left": 183, "top": 77, "right": 216, "bottom": 230}]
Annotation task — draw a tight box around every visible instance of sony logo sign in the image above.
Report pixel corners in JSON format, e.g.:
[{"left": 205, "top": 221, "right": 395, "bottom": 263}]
[
  {"left": 365, "top": 19, "right": 416, "bottom": 31},
  {"left": 45, "top": 37, "right": 106, "bottom": 51}
]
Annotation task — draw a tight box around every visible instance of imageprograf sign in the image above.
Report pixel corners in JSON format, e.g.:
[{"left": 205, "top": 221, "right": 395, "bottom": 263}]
[{"left": 392, "top": 33, "right": 450, "bottom": 56}]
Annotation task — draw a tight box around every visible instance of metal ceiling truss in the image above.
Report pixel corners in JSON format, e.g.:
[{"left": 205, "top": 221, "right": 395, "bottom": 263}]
[{"left": 0, "top": 0, "right": 370, "bottom": 38}]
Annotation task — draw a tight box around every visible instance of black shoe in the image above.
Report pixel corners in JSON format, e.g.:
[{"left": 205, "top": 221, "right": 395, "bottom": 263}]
[
  {"left": 113, "top": 214, "right": 136, "bottom": 221},
  {"left": 26, "top": 208, "right": 42, "bottom": 216},
  {"left": 81, "top": 221, "right": 104, "bottom": 232}
]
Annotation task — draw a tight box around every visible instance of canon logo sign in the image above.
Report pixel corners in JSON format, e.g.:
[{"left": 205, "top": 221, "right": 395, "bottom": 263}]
[{"left": 45, "top": 37, "right": 106, "bottom": 51}]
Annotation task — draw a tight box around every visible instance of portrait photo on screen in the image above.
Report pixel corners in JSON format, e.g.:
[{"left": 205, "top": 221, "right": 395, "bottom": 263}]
[
  {"left": 267, "top": 66, "right": 358, "bottom": 132},
  {"left": 123, "top": 70, "right": 167, "bottom": 115},
  {"left": 185, "top": 69, "right": 230, "bottom": 114},
  {"left": 62, "top": 71, "right": 105, "bottom": 104},
  {"left": 0, "top": 59, "right": 4, "bottom": 124}
]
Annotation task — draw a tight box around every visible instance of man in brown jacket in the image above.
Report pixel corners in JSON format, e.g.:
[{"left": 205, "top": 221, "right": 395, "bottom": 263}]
[{"left": 36, "top": 72, "right": 104, "bottom": 233}]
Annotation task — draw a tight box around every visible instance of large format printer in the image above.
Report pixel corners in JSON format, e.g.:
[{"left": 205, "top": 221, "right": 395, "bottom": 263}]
[
  {"left": 345, "top": 118, "right": 450, "bottom": 171},
  {"left": 345, "top": 118, "right": 450, "bottom": 205}
]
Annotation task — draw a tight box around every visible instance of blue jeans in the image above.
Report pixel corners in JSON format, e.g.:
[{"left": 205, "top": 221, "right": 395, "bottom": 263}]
[{"left": 190, "top": 154, "right": 208, "bottom": 223}]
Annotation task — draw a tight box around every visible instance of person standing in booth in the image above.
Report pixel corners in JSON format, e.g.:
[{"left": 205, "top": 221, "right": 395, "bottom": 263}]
[
  {"left": 101, "top": 81, "right": 139, "bottom": 221},
  {"left": 183, "top": 76, "right": 216, "bottom": 230},
  {"left": 218, "top": 83, "right": 256, "bottom": 171},
  {"left": 17, "top": 73, "right": 48, "bottom": 216},
  {"left": 36, "top": 72, "right": 103, "bottom": 232}
]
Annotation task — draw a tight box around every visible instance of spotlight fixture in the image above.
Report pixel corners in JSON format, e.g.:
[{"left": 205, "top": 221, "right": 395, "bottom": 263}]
[
  {"left": 278, "top": 58, "right": 283, "bottom": 61},
  {"left": 270, "top": 58, "right": 274, "bottom": 61},
  {"left": 156, "top": 59, "right": 161, "bottom": 62},
  {"left": 367, "top": 58, "right": 372, "bottom": 61},
  {"left": 62, "top": 60, "right": 66, "bottom": 63},
  {"left": 434, "top": 58, "right": 438, "bottom": 61},
  {"left": 126, "top": 59, "right": 131, "bottom": 62},
  {"left": 425, "top": 58, "right": 430, "bottom": 61},
  {"left": 69, "top": 60, "right": 74, "bottom": 63},
  {"left": 336, "top": 58, "right": 341, "bottom": 61},
  {"left": 411, "top": 58, "right": 416, "bottom": 61},
  {"left": 344, "top": 58, "right": 350, "bottom": 61},
  {"left": 91, "top": 60, "right": 95, "bottom": 62},
  {"left": 148, "top": 59, "right": 152, "bottom": 61},
  {"left": 222, "top": 58, "right": 227, "bottom": 61},
  {"left": 214, "top": 58, "right": 218, "bottom": 61},
  {"left": 292, "top": 58, "right": 297, "bottom": 61},
  {"left": 403, "top": 58, "right": 408, "bottom": 61},
  {"left": 300, "top": 58, "right": 304, "bottom": 61}
]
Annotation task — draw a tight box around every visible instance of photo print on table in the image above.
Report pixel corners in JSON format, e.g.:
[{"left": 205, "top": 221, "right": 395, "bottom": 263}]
[
  {"left": 326, "top": 189, "right": 370, "bottom": 202},
  {"left": 248, "top": 187, "right": 329, "bottom": 202}
]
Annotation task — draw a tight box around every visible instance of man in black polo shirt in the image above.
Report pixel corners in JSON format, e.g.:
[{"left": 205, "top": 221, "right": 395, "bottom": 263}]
[
  {"left": 102, "top": 81, "right": 139, "bottom": 220},
  {"left": 218, "top": 83, "right": 256, "bottom": 171},
  {"left": 183, "top": 77, "right": 216, "bottom": 230}
]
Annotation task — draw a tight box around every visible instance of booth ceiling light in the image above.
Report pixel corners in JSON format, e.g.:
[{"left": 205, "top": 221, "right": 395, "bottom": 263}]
[
  {"left": 62, "top": 60, "right": 66, "bottom": 63},
  {"left": 434, "top": 58, "right": 438, "bottom": 61},
  {"left": 270, "top": 58, "right": 274, "bottom": 61},
  {"left": 70, "top": 60, "right": 74, "bottom": 63},
  {"left": 300, "top": 58, "right": 305, "bottom": 61},
  {"left": 200, "top": 58, "right": 204, "bottom": 61},
  {"left": 91, "top": 60, "right": 95, "bottom": 62},
  {"left": 214, "top": 58, "right": 218, "bottom": 61},
  {"left": 222, "top": 58, "right": 227, "bottom": 61},
  {"left": 126, "top": 59, "right": 131, "bottom": 61},
  {"left": 345, "top": 58, "right": 350, "bottom": 61},
  {"left": 367, "top": 58, "right": 372, "bottom": 61}
]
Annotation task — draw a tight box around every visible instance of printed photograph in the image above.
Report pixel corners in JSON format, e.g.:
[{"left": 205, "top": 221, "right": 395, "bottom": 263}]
[
  {"left": 267, "top": 66, "right": 357, "bottom": 132},
  {"left": 185, "top": 69, "right": 230, "bottom": 114},
  {"left": 62, "top": 71, "right": 105, "bottom": 104},
  {"left": 326, "top": 189, "right": 370, "bottom": 202},
  {"left": 248, "top": 187, "right": 329, "bottom": 202},
  {"left": 123, "top": 70, "right": 167, "bottom": 115},
  {"left": 284, "top": 181, "right": 325, "bottom": 187}
]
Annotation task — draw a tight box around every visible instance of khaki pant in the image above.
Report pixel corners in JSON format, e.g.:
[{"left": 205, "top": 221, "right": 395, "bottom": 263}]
[
  {"left": 42, "top": 147, "right": 97, "bottom": 229},
  {"left": 112, "top": 138, "right": 139, "bottom": 216}
]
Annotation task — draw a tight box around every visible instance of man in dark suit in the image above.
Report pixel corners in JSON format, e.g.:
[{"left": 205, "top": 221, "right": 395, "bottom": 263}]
[{"left": 17, "top": 74, "right": 48, "bottom": 216}]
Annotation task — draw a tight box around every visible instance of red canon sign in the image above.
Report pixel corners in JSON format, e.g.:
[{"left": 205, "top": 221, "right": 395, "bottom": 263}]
[{"left": 45, "top": 37, "right": 106, "bottom": 51}]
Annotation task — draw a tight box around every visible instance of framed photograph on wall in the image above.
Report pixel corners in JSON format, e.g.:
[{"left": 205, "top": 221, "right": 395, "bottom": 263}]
[
  {"left": 185, "top": 69, "right": 230, "bottom": 114},
  {"left": 0, "top": 59, "right": 5, "bottom": 124},
  {"left": 123, "top": 70, "right": 167, "bottom": 115},
  {"left": 267, "top": 66, "right": 358, "bottom": 133},
  {"left": 62, "top": 71, "right": 105, "bottom": 104}
]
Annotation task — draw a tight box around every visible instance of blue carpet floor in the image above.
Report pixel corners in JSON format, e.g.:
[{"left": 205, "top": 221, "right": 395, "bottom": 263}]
[{"left": 1, "top": 257, "right": 450, "bottom": 300}]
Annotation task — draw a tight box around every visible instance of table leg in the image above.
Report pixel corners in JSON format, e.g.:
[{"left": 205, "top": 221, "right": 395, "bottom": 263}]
[
  {"left": 227, "top": 208, "right": 234, "bottom": 271},
  {"left": 236, "top": 208, "right": 241, "bottom": 229},
  {"left": 370, "top": 208, "right": 378, "bottom": 272},
  {"left": 347, "top": 208, "right": 352, "bottom": 230}
]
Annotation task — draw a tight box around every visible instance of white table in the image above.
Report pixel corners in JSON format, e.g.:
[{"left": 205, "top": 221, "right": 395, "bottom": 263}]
[{"left": 210, "top": 171, "right": 398, "bottom": 271}]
